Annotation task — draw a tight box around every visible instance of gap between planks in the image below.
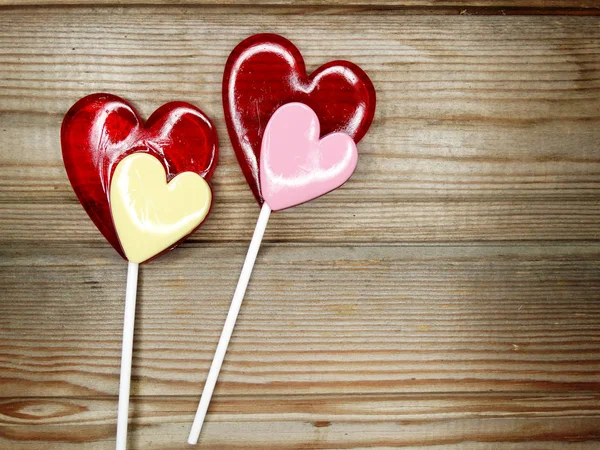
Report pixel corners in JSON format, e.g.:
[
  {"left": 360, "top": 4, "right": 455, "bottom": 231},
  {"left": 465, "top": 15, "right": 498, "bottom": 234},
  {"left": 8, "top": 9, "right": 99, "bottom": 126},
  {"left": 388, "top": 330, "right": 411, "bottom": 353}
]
[{"left": 0, "top": 1, "right": 599, "bottom": 14}]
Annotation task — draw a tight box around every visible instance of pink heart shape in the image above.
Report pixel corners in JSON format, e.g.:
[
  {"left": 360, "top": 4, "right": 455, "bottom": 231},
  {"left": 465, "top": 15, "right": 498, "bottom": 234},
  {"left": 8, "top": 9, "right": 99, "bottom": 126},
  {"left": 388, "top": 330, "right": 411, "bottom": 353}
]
[{"left": 260, "top": 103, "right": 358, "bottom": 211}]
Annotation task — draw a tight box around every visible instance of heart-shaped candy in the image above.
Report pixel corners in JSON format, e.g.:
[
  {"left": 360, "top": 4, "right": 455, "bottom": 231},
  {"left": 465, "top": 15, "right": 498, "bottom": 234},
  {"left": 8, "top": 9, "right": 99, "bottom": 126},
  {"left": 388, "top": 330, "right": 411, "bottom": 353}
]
[
  {"left": 260, "top": 103, "right": 357, "bottom": 211},
  {"left": 110, "top": 153, "right": 212, "bottom": 263},
  {"left": 61, "top": 93, "right": 218, "bottom": 261},
  {"left": 223, "top": 34, "right": 375, "bottom": 205}
]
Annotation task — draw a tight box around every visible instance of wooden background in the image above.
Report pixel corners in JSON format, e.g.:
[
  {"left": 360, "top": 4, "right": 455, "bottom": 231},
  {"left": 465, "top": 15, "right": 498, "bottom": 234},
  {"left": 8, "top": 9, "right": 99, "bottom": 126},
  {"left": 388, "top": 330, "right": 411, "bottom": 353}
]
[{"left": 1, "top": 1, "right": 599, "bottom": 449}]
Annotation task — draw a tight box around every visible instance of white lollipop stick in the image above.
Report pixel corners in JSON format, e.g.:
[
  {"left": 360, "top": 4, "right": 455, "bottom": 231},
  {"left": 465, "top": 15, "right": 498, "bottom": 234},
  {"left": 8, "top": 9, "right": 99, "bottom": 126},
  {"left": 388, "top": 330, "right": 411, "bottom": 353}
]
[
  {"left": 188, "top": 203, "right": 271, "bottom": 445},
  {"left": 116, "top": 261, "right": 139, "bottom": 450}
]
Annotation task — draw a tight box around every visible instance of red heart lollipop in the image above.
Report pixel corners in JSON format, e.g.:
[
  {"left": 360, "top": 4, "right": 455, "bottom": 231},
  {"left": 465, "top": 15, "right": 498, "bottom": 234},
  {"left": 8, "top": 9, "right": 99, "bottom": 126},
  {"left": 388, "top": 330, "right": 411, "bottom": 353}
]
[
  {"left": 223, "top": 33, "right": 376, "bottom": 204},
  {"left": 61, "top": 93, "right": 218, "bottom": 260},
  {"left": 190, "top": 37, "right": 376, "bottom": 445}
]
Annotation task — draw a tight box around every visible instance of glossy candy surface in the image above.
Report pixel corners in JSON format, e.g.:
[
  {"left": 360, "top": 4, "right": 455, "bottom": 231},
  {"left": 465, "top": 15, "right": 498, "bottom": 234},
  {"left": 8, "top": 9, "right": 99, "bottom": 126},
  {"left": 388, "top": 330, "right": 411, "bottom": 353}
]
[
  {"left": 61, "top": 93, "right": 218, "bottom": 261},
  {"left": 260, "top": 103, "right": 357, "bottom": 211},
  {"left": 110, "top": 153, "right": 212, "bottom": 263},
  {"left": 223, "top": 33, "right": 376, "bottom": 205}
]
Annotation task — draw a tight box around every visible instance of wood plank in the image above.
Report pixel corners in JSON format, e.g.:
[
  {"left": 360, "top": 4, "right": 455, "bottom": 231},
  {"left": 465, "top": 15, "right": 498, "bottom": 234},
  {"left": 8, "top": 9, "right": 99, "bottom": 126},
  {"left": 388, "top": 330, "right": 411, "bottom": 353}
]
[
  {"left": 1, "top": 10, "right": 599, "bottom": 243},
  {"left": 3, "top": 200, "right": 600, "bottom": 245},
  {"left": 1, "top": 244, "right": 598, "bottom": 398},
  {"left": 1, "top": 393, "right": 600, "bottom": 449},
  {"left": 0, "top": 0, "right": 599, "bottom": 10}
]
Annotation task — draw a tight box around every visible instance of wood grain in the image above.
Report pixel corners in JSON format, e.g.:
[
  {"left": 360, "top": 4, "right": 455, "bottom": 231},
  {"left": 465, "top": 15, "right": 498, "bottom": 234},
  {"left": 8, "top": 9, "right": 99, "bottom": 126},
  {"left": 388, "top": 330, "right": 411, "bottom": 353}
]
[
  {"left": 2, "top": 393, "right": 600, "bottom": 449},
  {"left": 1, "top": 244, "right": 599, "bottom": 398},
  {"left": 1, "top": 0, "right": 599, "bottom": 10},
  {"left": 1, "top": 10, "right": 599, "bottom": 244},
  {"left": 1, "top": 4, "right": 599, "bottom": 449}
]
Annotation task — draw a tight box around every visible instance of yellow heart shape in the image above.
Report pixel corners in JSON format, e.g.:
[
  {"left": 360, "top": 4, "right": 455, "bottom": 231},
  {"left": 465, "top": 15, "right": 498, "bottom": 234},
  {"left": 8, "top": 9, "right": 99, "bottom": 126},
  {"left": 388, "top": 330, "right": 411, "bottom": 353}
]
[{"left": 109, "top": 153, "right": 212, "bottom": 263}]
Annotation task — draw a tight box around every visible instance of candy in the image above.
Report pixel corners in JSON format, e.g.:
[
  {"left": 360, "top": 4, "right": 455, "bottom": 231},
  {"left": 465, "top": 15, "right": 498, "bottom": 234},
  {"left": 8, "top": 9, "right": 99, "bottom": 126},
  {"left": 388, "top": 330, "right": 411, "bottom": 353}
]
[
  {"left": 110, "top": 153, "right": 212, "bottom": 263},
  {"left": 223, "top": 33, "right": 376, "bottom": 204},
  {"left": 61, "top": 93, "right": 217, "bottom": 261},
  {"left": 188, "top": 34, "right": 375, "bottom": 445},
  {"left": 62, "top": 93, "right": 217, "bottom": 450},
  {"left": 260, "top": 103, "right": 358, "bottom": 211}
]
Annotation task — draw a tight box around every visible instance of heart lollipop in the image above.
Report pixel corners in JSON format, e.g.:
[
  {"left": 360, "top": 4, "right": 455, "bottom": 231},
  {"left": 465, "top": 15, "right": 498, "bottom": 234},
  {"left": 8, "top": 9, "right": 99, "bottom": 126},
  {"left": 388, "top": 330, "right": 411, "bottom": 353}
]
[
  {"left": 188, "top": 35, "right": 374, "bottom": 445},
  {"left": 61, "top": 93, "right": 217, "bottom": 449},
  {"left": 223, "top": 33, "right": 376, "bottom": 204}
]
